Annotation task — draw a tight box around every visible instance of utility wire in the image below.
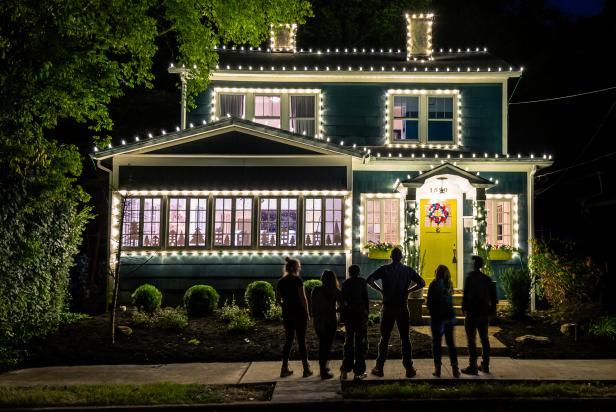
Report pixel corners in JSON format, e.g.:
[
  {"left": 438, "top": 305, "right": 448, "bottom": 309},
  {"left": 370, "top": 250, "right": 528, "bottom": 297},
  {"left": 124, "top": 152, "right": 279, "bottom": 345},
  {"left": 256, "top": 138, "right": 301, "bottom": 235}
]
[
  {"left": 537, "top": 151, "right": 616, "bottom": 177},
  {"left": 536, "top": 99, "right": 616, "bottom": 196},
  {"left": 510, "top": 85, "right": 616, "bottom": 105}
]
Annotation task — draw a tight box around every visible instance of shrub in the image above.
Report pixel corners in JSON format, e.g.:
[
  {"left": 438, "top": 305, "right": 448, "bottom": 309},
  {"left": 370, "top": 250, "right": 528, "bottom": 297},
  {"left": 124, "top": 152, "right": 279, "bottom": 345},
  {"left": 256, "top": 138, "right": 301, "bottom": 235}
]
[
  {"left": 589, "top": 317, "right": 616, "bottom": 341},
  {"left": 183, "top": 285, "right": 219, "bottom": 317},
  {"left": 219, "top": 298, "right": 254, "bottom": 333},
  {"left": 131, "top": 284, "right": 163, "bottom": 314},
  {"left": 131, "top": 309, "right": 153, "bottom": 327},
  {"left": 303, "top": 279, "right": 321, "bottom": 307},
  {"left": 367, "top": 313, "right": 380, "bottom": 326},
  {"left": 244, "top": 281, "right": 275, "bottom": 319},
  {"left": 156, "top": 307, "right": 188, "bottom": 331},
  {"left": 500, "top": 266, "right": 531, "bottom": 318},
  {"left": 264, "top": 300, "right": 283, "bottom": 322}
]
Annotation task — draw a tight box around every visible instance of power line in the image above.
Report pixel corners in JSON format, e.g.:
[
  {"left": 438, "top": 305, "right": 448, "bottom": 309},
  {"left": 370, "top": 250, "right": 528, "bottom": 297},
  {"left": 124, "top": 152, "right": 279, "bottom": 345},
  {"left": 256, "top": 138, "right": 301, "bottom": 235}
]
[
  {"left": 537, "top": 151, "right": 616, "bottom": 178},
  {"left": 510, "top": 85, "right": 616, "bottom": 105}
]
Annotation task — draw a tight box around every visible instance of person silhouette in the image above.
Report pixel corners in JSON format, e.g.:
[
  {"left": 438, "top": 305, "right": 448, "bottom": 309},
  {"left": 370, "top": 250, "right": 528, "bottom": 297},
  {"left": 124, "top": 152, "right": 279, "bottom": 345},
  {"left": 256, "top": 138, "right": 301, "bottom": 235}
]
[
  {"left": 310, "top": 270, "right": 341, "bottom": 379},
  {"left": 340, "top": 264, "right": 369, "bottom": 380}
]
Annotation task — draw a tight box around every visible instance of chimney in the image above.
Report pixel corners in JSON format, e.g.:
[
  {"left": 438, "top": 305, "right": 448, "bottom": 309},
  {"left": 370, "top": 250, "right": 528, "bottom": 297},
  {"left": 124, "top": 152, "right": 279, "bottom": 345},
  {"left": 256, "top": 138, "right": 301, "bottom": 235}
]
[
  {"left": 270, "top": 23, "right": 297, "bottom": 52},
  {"left": 405, "top": 12, "right": 433, "bottom": 60}
]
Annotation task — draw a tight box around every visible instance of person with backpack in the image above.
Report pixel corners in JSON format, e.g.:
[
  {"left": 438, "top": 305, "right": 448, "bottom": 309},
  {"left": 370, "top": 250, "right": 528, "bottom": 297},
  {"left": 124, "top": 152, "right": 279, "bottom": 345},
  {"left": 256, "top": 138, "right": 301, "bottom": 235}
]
[
  {"left": 310, "top": 270, "right": 341, "bottom": 379},
  {"left": 426, "top": 264, "right": 460, "bottom": 378},
  {"left": 367, "top": 247, "right": 425, "bottom": 378},
  {"left": 340, "top": 265, "right": 369, "bottom": 380},
  {"left": 461, "top": 255, "right": 497, "bottom": 375}
]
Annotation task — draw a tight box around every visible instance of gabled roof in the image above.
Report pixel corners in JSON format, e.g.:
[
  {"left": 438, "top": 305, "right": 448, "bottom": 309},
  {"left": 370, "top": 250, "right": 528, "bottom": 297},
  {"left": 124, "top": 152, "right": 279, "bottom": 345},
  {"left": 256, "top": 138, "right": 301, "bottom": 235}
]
[
  {"left": 397, "top": 162, "right": 496, "bottom": 189},
  {"left": 90, "top": 117, "right": 364, "bottom": 160}
]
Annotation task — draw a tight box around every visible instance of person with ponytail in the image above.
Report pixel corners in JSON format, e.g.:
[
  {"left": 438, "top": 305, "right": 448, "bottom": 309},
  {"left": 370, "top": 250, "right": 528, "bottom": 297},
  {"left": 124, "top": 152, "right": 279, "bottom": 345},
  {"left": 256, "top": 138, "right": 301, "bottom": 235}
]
[
  {"left": 310, "top": 270, "right": 341, "bottom": 379},
  {"left": 426, "top": 264, "right": 459, "bottom": 378},
  {"left": 276, "top": 257, "right": 312, "bottom": 378}
]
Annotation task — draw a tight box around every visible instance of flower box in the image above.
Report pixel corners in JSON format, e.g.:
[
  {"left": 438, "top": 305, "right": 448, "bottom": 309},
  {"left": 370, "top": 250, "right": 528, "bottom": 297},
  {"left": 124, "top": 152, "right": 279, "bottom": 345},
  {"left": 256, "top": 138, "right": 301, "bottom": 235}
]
[
  {"left": 489, "top": 249, "right": 513, "bottom": 261},
  {"left": 368, "top": 248, "right": 393, "bottom": 260}
]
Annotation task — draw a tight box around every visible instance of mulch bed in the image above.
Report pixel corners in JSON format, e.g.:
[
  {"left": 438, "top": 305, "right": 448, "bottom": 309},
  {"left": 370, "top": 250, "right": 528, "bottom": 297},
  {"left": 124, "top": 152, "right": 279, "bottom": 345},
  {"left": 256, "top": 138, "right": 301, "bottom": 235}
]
[{"left": 494, "top": 311, "right": 616, "bottom": 359}]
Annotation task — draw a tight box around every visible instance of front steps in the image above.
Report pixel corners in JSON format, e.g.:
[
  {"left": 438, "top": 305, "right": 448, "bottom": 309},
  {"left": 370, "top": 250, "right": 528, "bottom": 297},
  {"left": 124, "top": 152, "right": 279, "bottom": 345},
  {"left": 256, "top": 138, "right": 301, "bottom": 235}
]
[{"left": 417, "top": 289, "right": 508, "bottom": 325}]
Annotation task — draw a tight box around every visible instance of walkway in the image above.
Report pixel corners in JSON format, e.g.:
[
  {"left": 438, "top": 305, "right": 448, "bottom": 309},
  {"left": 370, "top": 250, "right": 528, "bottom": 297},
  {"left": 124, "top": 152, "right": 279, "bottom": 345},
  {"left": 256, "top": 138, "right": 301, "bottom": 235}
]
[{"left": 3, "top": 358, "right": 616, "bottom": 403}]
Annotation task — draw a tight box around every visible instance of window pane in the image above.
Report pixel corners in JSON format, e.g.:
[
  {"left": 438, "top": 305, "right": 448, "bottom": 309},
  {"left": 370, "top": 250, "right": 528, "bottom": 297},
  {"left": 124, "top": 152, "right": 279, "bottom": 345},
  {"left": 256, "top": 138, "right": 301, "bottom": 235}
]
[
  {"left": 122, "top": 198, "right": 141, "bottom": 247},
  {"left": 394, "top": 119, "right": 419, "bottom": 140},
  {"left": 290, "top": 118, "right": 315, "bottom": 136},
  {"left": 254, "top": 118, "right": 281, "bottom": 128},
  {"left": 259, "top": 198, "right": 278, "bottom": 246},
  {"left": 168, "top": 198, "right": 187, "bottom": 247},
  {"left": 304, "top": 198, "right": 322, "bottom": 246},
  {"left": 382, "top": 199, "right": 400, "bottom": 244},
  {"left": 255, "top": 95, "right": 281, "bottom": 117},
  {"left": 280, "top": 198, "right": 298, "bottom": 247},
  {"left": 142, "top": 198, "right": 161, "bottom": 247},
  {"left": 428, "top": 97, "right": 453, "bottom": 119},
  {"left": 394, "top": 96, "right": 419, "bottom": 118},
  {"left": 290, "top": 95, "right": 315, "bottom": 117},
  {"left": 189, "top": 198, "right": 208, "bottom": 246},
  {"left": 214, "top": 198, "right": 233, "bottom": 246},
  {"left": 486, "top": 199, "right": 512, "bottom": 247},
  {"left": 428, "top": 121, "right": 453, "bottom": 141},
  {"left": 220, "top": 94, "right": 245, "bottom": 118},
  {"left": 234, "top": 198, "right": 252, "bottom": 246},
  {"left": 366, "top": 199, "right": 380, "bottom": 243},
  {"left": 324, "top": 197, "right": 343, "bottom": 247}
]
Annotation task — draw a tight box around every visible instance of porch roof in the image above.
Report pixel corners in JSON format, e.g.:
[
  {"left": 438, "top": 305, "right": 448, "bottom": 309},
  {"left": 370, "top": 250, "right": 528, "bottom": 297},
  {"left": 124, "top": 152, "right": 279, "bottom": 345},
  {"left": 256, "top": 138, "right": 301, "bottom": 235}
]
[{"left": 397, "top": 162, "right": 496, "bottom": 189}]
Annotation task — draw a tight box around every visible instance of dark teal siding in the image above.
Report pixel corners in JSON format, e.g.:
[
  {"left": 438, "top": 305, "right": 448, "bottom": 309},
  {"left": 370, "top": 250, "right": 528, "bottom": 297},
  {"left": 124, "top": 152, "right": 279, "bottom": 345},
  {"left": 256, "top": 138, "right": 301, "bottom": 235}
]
[{"left": 190, "top": 82, "right": 502, "bottom": 152}]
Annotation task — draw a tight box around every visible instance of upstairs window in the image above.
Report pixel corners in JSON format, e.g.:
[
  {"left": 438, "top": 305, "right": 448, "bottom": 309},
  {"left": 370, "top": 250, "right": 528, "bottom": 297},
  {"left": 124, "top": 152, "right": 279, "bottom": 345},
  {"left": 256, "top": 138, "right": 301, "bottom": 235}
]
[
  {"left": 289, "top": 95, "right": 316, "bottom": 136},
  {"left": 388, "top": 91, "right": 460, "bottom": 145},
  {"left": 254, "top": 95, "right": 281, "bottom": 128},
  {"left": 486, "top": 198, "right": 513, "bottom": 247},
  {"left": 219, "top": 94, "right": 245, "bottom": 118}
]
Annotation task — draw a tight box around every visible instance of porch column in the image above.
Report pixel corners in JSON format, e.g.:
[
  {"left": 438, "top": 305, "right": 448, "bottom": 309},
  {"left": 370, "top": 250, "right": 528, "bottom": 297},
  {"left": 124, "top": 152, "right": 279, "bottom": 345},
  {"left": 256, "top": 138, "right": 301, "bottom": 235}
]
[{"left": 475, "top": 187, "right": 487, "bottom": 252}]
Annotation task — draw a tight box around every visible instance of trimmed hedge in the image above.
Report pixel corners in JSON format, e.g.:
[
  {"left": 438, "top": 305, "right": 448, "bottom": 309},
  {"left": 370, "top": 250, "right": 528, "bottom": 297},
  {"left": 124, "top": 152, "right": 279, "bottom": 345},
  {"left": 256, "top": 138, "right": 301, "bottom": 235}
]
[
  {"left": 244, "top": 281, "right": 275, "bottom": 318},
  {"left": 131, "top": 284, "right": 162, "bottom": 314},
  {"left": 183, "top": 285, "right": 219, "bottom": 317}
]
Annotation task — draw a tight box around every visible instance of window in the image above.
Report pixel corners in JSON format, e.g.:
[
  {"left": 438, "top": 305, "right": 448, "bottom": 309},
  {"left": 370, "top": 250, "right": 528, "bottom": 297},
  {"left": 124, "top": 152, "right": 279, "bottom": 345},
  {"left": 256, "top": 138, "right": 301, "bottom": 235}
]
[
  {"left": 214, "top": 89, "right": 319, "bottom": 136},
  {"left": 168, "top": 198, "right": 208, "bottom": 247},
  {"left": 393, "top": 96, "right": 419, "bottom": 140},
  {"left": 214, "top": 197, "right": 252, "bottom": 247},
  {"left": 219, "top": 94, "right": 245, "bottom": 118},
  {"left": 289, "top": 95, "right": 316, "bottom": 136},
  {"left": 259, "top": 198, "right": 298, "bottom": 247},
  {"left": 428, "top": 97, "right": 454, "bottom": 141},
  {"left": 366, "top": 198, "right": 401, "bottom": 245},
  {"left": 121, "top": 197, "right": 161, "bottom": 248},
  {"left": 486, "top": 199, "right": 513, "bottom": 247},
  {"left": 254, "top": 95, "right": 281, "bottom": 128},
  {"left": 168, "top": 198, "right": 187, "bottom": 247},
  {"left": 388, "top": 91, "right": 459, "bottom": 144},
  {"left": 188, "top": 198, "right": 208, "bottom": 246},
  {"left": 305, "top": 197, "right": 344, "bottom": 247}
]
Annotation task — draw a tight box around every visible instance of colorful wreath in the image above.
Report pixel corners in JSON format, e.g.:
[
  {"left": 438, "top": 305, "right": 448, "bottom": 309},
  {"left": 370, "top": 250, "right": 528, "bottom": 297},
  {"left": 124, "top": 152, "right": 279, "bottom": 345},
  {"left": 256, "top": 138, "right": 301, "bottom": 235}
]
[{"left": 428, "top": 202, "right": 449, "bottom": 225}]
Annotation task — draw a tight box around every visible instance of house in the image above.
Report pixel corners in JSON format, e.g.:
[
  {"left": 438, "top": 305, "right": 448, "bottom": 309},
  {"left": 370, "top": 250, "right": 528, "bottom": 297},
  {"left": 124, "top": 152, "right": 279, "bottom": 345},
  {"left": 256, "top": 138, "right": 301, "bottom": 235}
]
[{"left": 91, "top": 14, "right": 552, "bottom": 307}]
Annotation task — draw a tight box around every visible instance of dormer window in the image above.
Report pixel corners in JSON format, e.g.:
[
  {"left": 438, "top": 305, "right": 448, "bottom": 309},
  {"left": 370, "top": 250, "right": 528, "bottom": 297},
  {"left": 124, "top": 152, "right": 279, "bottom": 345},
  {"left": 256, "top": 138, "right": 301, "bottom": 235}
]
[{"left": 270, "top": 23, "right": 297, "bottom": 52}]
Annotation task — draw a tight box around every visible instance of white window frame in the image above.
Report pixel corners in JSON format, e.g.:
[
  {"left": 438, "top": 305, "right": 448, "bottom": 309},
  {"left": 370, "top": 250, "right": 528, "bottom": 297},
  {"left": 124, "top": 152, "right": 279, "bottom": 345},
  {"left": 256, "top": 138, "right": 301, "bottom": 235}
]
[
  {"left": 121, "top": 197, "right": 162, "bottom": 249},
  {"left": 485, "top": 194, "right": 518, "bottom": 249},
  {"left": 386, "top": 89, "right": 461, "bottom": 146},
  {"left": 360, "top": 194, "right": 405, "bottom": 252},
  {"left": 212, "top": 88, "right": 322, "bottom": 137}
]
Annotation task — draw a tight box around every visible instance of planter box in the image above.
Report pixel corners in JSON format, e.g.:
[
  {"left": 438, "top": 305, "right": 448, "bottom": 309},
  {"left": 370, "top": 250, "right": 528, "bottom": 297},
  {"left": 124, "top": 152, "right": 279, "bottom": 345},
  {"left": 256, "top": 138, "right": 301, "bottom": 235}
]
[
  {"left": 489, "top": 249, "right": 513, "bottom": 261},
  {"left": 367, "top": 249, "right": 392, "bottom": 260}
]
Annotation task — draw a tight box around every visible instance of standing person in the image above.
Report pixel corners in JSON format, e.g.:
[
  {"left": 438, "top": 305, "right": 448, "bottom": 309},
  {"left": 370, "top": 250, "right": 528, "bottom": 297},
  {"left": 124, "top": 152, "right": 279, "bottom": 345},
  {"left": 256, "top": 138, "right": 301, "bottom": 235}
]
[
  {"left": 367, "top": 247, "right": 425, "bottom": 378},
  {"left": 426, "top": 265, "right": 460, "bottom": 378},
  {"left": 340, "top": 264, "right": 369, "bottom": 380},
  {"left": 461, "top": 255, "right": 497, "bottom": 375},
  {"left": 276, "top": 257, "right": 313, "bottom": 378},
  {"left": 310, "top": 270, "right": 341, "bottom": 379}
]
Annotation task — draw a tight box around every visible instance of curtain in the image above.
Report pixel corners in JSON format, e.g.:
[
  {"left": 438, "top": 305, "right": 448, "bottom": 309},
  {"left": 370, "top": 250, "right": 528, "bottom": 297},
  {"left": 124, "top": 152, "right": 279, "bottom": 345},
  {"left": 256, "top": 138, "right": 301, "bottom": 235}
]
[{"left": 220, "top": 94, "right": 245, "bottom": 117}]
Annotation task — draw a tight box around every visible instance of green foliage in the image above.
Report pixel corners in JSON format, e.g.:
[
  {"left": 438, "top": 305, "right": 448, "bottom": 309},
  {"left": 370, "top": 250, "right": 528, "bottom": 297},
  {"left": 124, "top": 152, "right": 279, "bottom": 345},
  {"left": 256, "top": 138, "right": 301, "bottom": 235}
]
[
  {"left": 367, "top": 313, "right": 381, "bottom": 326},
  {"left": 499, "top": 266, "right": 531, "bottom": 318},
  {"left": 589, "top": 317, "right": 616, "bottom": 341},
  {"left": 218, "top": 298, "right": 255, "bottom": 333},
  {"left": 131, "top": 284, "right": 163, "bottom": 314},
  {"left": 58, "top": 312, "right": 91, "bottom": 326},
  {"left": 183, "top": 285, "right": 219, "bottom": 317},
  {"left": 131, "top": 307, "right": 187, "bottom": 331},
  {"left": 264, "top": 300, "right": 283, "bottom": 322},
  {"left": 187, "top": 338, "right": 200, "bottom": 346},
  {"left": 529, "top": 239, "right": 601, "bottom": 323},
  {"left": 131, "top": 309, "right": 153, "bottom": 327},
  {"left": 244, "top": 281, "right": 275, "bottom": 319},
  {"left": 473, "top": 200, "right": 492, "bottom": 276},
  {"left": 303, "top": 279, "right": 322, "bottom": 295}
]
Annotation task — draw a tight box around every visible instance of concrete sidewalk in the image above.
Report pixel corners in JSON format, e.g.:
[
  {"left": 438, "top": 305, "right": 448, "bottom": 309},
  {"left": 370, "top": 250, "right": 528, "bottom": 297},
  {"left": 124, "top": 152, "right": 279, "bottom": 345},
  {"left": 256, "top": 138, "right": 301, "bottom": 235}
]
[{"left": 2, "top": 358, "right": 616, "bottom": 388}]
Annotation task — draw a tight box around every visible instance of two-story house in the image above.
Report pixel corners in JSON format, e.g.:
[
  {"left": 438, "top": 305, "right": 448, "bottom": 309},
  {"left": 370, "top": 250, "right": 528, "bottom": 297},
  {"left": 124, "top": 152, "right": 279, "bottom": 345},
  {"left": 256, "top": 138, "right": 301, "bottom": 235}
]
[{"left": 92, "top": 14, "right": 552, "bottom": 306}]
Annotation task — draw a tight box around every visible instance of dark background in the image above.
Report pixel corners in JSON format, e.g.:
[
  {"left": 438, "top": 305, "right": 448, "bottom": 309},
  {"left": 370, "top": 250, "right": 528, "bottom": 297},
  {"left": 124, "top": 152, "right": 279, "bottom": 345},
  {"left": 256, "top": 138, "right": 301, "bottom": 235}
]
[{"left": 60, "top": 0, "right": 615, "bottom": 310}]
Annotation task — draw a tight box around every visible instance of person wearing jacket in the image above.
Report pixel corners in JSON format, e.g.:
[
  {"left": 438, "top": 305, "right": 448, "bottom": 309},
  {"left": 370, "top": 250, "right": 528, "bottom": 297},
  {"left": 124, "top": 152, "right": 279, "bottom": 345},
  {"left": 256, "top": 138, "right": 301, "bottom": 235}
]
[
  {"left": 310, "top": 270, "right": 341, "bottom": 379},
  {"left": 340, "top": 265, "right": 369, "bottom": 380},
  {"left": 461, "top": 255, "right": 497, "bottom": 375},
  {"left": 426, "top": 265, "right": 459, "bottom": 378}
]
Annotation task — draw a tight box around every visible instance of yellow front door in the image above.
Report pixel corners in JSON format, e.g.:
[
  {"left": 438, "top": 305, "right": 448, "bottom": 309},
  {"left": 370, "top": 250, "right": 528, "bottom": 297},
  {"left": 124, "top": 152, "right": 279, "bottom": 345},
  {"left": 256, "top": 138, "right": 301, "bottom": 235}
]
[{"left": 419, "top": 199, "right": 457, "bottom": 287}]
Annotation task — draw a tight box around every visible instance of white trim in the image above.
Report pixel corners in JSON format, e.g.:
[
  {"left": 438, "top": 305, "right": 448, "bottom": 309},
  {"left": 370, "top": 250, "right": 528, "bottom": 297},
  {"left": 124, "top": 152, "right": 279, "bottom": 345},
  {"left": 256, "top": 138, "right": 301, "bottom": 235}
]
[
  {"left": 528, "top": 167, "right": 537, "bottom": 311},
  {"left": 351, "top": 158, "right": 553, "bottom": 172},
  {"left": 121, "top": 250, "right": 349, "bottom": 257},
  {"left": 359, "top": 194, "right": 405, "bottom": 253},
  {"left": 385, "top": 89, "right": 461, "bottom": 145},
  {"left": 502, "top": 80, "right": 508, "bottom": 154}
]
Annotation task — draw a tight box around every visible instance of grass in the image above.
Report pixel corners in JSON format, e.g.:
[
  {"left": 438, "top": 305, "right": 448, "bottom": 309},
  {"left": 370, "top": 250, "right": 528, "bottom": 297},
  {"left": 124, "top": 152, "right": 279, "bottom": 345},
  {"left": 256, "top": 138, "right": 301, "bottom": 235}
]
[
  {"left": 0, "top": 382, "right": 273, "bottom": 408},
  {"left": 344, "top": 381, "right": 616, "bottom": 400}
]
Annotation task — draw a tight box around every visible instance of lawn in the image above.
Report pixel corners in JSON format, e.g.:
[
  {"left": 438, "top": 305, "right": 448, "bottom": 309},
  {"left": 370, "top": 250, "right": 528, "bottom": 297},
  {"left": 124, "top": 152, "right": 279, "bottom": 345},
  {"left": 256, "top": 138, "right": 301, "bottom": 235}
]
[{"left": 0, "top": 383, "right": 273, "bottom": 408}]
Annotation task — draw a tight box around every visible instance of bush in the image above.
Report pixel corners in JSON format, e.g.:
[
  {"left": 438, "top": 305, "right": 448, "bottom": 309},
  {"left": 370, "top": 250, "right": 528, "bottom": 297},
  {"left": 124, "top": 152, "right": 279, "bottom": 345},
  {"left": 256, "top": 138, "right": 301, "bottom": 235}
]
[
  {"left": 183, "top": 285, "right": 219, "bottom": 317},
  {"left": 244, "top": 281, "right": 275, "bottom": 319},
  {"left": 219, "top": 298, "right": 254, "bottom": 333},
  {"left": 131, "top": 284, "right": 163, "bottom": 314},
  {"left": 589, "top": 317, "right": 616, "bottom": 341},
  {"left": 367, "top": 313, "right": 380, "bottom": 326},
  {"left": 500, "top": 266, "right": 531, "bottom": 318},
  {"left": 303, "top": 279, "right": 321, "bottom": 307},
  {"left": 131, "top": 309, "right": 153, "bottom": 327},
  {"left": 156, "top": 307, "right": 188, "bottom": 331},
  {"left": 264, "top": 300, "right": 283, "bottom": 322}
]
